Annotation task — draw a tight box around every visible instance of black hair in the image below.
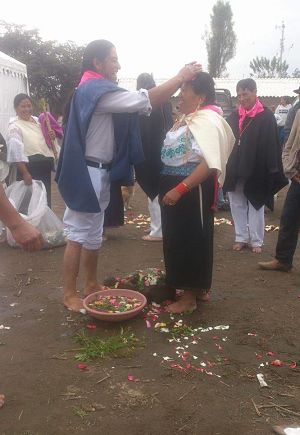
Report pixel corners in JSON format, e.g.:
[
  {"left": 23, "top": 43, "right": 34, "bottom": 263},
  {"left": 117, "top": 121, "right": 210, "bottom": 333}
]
[
  {"left": 281, "top": 95, "right": 290, "bottom": 104},
  {"left": 82, "top": 39, "right": 115, "bottom": 72},
  {"left": 62, "top": 40, "right": 114, "bottom": 126},
  {"left": 186, "top": 72, "right": 216, "bottom": 105},
  {"left": 14, "top": 93, "right": 33, "bottom": 110},
  {"left": 136, "top": 73, "right": 156, "bottom": 90},
  {"left": 236, "top": 78, "right": 257, "bottom": 93}
]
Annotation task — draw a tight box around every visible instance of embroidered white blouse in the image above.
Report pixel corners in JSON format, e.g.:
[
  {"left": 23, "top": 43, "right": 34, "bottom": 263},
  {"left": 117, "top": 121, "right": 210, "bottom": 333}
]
[{"left": 161, "top": 125, "right": 203, "bottom": 167}]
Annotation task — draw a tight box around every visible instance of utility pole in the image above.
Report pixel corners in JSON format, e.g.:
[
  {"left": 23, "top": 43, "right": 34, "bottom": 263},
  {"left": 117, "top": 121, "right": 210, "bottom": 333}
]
[{"left": 276, "top": 21, "right": 285, "bottom": 78}]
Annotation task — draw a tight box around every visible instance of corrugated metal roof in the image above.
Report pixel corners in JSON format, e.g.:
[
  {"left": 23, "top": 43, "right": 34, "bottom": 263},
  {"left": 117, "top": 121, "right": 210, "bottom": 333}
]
[{"left": 118, "top": 77, "right": 300, "bottom": 97}]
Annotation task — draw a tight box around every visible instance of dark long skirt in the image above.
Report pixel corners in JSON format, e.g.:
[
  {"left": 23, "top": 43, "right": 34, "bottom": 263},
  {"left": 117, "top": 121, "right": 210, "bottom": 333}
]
[
  {"left": 159, "top": 174, "right": 215, "bottom": 292},
  {"left": 16, "top": 155, "right": 53, "bottom": 207},
  {"left": 104, "top": 182, "right": 124, "bottom": 228}
]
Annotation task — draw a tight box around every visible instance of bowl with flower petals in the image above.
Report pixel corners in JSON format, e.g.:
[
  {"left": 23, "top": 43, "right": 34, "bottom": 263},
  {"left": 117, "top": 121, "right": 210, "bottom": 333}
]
[{"left": 83, "top": 288, "right": 147, "bottom": 322}]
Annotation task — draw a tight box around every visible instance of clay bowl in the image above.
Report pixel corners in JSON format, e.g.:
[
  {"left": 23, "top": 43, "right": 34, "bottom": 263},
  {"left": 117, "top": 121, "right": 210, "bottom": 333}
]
[{"left": 83, "top": 289, "right": 147, "bottom": 322}]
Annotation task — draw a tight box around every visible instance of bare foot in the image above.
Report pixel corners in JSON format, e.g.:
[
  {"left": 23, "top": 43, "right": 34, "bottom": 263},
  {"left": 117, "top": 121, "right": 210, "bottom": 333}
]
[
  {"left": 142, "top": 235, "right": 163, "bottom": 242},
  {"left": 166, "top": 291, "right": 197, "bottom": 313},
  {"left": 197, "top": 291, "right": 211, "bottom": 302},
  {"left": 0, "top": 394, "right": 5, "bottom": 408},
  {"left": 251, "top": 246, "right": 262, "bottom": 253},
  {"left": 63, "top": 294, "right": 84, "bottom": 312},
  {"left": 83, "top": 283, "right": 104, "bottom": 297},
  {"left": 232, "top": 242, "right": 247, "bottom": 251}
]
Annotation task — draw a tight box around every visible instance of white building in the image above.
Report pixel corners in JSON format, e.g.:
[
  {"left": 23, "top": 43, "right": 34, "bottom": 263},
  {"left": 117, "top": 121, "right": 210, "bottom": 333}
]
[
  {"left": 119, "top": 77, "right": 300, "bottom": 97},
  {"left": 0, "top": 51, "right": 28, "bottom": 136}
]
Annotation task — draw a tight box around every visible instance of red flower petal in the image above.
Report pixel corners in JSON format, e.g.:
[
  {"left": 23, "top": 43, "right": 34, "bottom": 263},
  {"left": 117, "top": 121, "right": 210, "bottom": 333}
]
[
  {"left": 170, "top": 363, "right": 185, "bottom": 371},
  {"left": 182, "top": 351, "right": 190, "bottom": 362},
  {"left": 77, "top": 363, "right": 88, "bottom": 370},
  {"left": 86, "top": 324, "right": 97, "bottom": 330},
  {"left": 127, "top": 374, "right": 135, "bottom": 381},
  {"left": 267, "top": 351, "right": 275, "bottom": 356},
  {"left": 289, "top": 362, "right": 297, "bottom": 369},
  {"left": 271, "top": 359, "right": 284, "bottom": 367}
]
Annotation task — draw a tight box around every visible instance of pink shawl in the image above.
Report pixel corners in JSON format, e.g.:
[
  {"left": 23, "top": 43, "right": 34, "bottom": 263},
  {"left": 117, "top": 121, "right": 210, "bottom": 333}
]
[
  {"left": 79, "top": 70, "right": 104, "bottom": 86},
  {"left": 202, "top": 104, "right": 223, "bottom": 116},
  {"left": 38, "top": 112, "right": 63, "bottom": 149},
  {"left": 238, "top": 98, "right": 264, "bottom": 132}
]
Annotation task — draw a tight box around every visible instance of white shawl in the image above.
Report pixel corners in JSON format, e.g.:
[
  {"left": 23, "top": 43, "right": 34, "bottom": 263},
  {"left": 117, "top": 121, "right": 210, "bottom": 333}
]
[{"left": 184, "top": 109, "right": 235, "bottom": 186}]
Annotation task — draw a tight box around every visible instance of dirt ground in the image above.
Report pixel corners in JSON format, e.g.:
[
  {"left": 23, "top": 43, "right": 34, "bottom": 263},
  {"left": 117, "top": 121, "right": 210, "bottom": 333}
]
[{"left": 0, "top": 182, "right": 300, "bottom": 435}]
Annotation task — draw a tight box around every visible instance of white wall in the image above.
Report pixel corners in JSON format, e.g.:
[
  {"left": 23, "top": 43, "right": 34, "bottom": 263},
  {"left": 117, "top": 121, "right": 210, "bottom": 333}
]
[{"left": 119, "top": 77, "right": 300, "bottom": 97}]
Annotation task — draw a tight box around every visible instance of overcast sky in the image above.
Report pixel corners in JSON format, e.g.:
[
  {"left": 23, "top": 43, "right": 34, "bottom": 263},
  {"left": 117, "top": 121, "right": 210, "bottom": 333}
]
[{"left": 1, "top": 0, "right": 299, "bottom": 79}]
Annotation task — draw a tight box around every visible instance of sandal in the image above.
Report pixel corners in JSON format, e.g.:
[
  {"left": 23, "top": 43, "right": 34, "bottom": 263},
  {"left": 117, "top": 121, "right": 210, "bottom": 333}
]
[{"left": 142, "top": 235, "right": 163, "bottom": 242}]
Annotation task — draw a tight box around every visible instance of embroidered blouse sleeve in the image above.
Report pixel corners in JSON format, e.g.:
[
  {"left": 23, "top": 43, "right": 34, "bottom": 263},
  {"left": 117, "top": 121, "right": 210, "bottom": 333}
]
[
  {"left": 6, "top": 123, "right": 28, "bottom": 163},
  {"left": 96, "top": 89, "right": 152, "bottom": 115},
  {"left": 189, "top": 130, "right": 204, "bottom": 158}
]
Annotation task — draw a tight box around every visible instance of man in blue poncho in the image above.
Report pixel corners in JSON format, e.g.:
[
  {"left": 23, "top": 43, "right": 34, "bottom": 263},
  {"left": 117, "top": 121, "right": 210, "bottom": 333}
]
[{"left": 56, "top": 39, "right": 201, "bottom": 311}]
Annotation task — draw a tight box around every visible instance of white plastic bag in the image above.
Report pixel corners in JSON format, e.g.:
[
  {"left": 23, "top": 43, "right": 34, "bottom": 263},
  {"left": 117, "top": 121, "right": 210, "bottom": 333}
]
[{"left": 5, "top": 180, "right": 66, "bottom": 249}]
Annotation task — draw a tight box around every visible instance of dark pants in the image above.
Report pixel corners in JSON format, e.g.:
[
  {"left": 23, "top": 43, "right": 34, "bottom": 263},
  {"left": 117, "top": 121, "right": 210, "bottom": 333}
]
[
  {"left": 278, "top": 126, "right": 285, "bottom": 147},
  {"left": 104, "top": 182, "right": 124, "bottom": 228},
  {"left": 275, "top": 181, "right": 300, "bottom": 265}
]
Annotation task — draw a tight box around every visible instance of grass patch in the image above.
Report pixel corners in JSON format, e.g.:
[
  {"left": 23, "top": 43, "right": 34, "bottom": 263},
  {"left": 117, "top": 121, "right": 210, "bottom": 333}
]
[
  {"left": 170, "top": 323, "right": 195, "bottom": 337},
  {"left": 155, "top": 320, "right": 195, "bottom": 337},
  {"left": 74, "top": 328, "right": 141, "bottom": 362},
  {"left": 73, "top": 407, "right": 89, "bottom": 419}
]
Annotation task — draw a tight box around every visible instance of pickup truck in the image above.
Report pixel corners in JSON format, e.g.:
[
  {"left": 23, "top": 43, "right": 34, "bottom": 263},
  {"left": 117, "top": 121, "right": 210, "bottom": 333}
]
[{"left": 215, "top": 88, "right": 234, "bottom": 118}]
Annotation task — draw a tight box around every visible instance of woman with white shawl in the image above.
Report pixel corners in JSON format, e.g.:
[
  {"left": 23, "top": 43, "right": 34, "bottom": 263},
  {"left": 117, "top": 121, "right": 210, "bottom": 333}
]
[{"left": 159, "top": 72, "right": 235, "bottom": 313}]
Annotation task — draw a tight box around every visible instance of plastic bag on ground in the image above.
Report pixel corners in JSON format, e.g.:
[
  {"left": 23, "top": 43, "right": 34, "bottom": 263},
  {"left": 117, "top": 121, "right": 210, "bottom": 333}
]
[{"left": 5, "top": 180, "right": 66, "bottom": 249}]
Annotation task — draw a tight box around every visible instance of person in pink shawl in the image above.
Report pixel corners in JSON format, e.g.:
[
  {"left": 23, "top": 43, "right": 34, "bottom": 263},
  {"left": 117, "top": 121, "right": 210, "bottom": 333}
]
[{"left": 223, "top": 78, "right": 287, "bottom": 253}]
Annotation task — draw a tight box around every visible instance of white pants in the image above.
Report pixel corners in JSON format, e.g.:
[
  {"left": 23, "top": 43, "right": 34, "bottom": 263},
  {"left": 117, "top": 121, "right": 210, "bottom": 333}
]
[
  {"left": 148, "top": 196, "right": 162, "bottom": 238},
  {"left": 228, "top": 181, "right": 265, "bottom": 247},
  {"left": 63, "top": 166, "right": 110, "bottom": 250}
]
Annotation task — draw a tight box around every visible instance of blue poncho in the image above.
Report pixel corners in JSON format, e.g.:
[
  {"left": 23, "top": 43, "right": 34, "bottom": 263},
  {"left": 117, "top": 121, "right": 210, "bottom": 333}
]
[{"left": 56, "top": 79, "right": 144, "bottom": 213}]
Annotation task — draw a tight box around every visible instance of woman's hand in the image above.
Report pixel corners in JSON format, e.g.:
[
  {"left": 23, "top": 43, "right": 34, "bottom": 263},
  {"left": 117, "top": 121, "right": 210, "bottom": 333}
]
[
  {"left": 292, "top": 173, "right": 300, "bottom": 183},
  {"left": 177, "top": 62, "right": 202, "bottom": 83},
  {"left": 23, "top": 172, "right": 33, "bottom": 185},
  {"left": 11, "top": 221, "right": 44, "bottom": 251},
  {"left": 48, "top": 129, "right": 56, "bottom": 141},
  {"left": 162, "top": 188, "right": 182, "bottom": 206}
]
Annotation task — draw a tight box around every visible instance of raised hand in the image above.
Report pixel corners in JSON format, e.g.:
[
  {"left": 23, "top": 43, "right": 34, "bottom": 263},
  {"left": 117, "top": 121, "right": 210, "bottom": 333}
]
[{"left": 177, "top": 62, "right": 202, "bottom": 83}]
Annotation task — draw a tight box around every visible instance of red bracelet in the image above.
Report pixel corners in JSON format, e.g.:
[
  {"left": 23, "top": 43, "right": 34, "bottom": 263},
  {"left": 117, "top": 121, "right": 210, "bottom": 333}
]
[{"left": 175, "top": 182, "right": 191, "bottom": 195}]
